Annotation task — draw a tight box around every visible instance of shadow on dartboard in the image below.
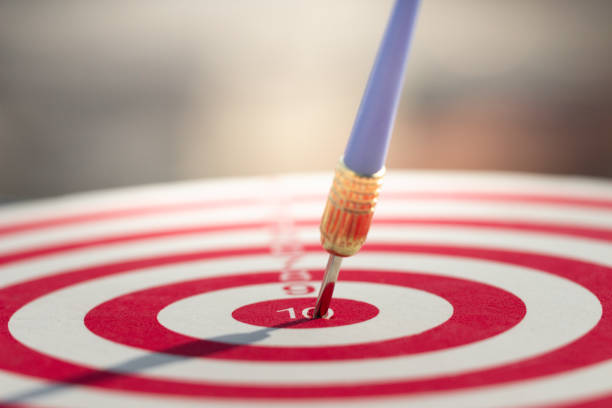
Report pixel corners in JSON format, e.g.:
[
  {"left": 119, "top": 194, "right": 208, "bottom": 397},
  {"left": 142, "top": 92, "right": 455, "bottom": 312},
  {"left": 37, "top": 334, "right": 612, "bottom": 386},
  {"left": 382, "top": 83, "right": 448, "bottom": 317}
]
[{"left": 1, "top": 320, "right": 306, "bottom": 404}]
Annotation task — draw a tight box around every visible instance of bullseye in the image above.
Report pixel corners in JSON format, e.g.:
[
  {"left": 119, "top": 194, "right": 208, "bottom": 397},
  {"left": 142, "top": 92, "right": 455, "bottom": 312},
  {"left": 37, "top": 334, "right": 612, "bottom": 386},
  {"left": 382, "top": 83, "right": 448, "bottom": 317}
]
[
  {"left": 1, "top": 172, "right": 612, "bottom": 408},
  {"left": 231, "top": 298, "right": 378, "bottom": 328}
]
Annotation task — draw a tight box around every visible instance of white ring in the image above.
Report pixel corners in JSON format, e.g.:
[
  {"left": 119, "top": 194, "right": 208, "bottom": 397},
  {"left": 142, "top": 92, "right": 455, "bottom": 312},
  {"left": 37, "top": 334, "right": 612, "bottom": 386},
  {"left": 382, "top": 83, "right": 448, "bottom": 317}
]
[{"left": 158, "top": 281, "right": 453, "bottom": 347}]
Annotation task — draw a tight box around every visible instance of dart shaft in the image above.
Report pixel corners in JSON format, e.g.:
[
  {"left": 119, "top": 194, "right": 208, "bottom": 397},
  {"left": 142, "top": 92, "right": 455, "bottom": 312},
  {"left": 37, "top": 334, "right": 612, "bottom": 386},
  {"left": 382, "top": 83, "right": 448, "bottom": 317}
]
[{"left": 343, "top": 0, "right": 420, "bottom": 175}]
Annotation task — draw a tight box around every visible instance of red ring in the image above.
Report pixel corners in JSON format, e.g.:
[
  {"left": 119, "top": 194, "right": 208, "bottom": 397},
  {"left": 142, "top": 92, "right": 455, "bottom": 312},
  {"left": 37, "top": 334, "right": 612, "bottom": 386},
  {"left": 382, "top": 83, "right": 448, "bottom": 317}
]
[
  {"left": 4, "top": 218, "right": 612, "bottom": 266},
  {"left": 2, "top": 190, "right": 612, "bottom": 237},
  {"left": 84, "top": 269, "right": 524, "bottom": 361},
  {"left": 1, "top": 243, "right": 611, "bottom": 399}
]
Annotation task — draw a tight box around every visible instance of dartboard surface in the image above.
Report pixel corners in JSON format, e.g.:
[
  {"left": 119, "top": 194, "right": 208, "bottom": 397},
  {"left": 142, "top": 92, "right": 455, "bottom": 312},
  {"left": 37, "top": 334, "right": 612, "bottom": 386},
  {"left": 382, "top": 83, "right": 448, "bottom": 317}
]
[{"left": 2, "top": 171, "right": 612, "bottom": 408}]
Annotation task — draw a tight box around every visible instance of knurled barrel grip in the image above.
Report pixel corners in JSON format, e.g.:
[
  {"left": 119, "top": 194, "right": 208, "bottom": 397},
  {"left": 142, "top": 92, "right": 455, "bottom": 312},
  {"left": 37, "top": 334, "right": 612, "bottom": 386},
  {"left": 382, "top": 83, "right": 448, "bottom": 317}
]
[{"left": 319, "top": 159, "right": 385, "bottom": 257}]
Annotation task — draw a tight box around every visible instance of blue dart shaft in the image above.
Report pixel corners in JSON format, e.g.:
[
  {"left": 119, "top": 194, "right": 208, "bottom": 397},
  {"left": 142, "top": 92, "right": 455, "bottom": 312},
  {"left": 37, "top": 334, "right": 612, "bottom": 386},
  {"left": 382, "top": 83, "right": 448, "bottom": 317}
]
[{"left": 343, "top": 0, "right": 420, "bottom": 175}]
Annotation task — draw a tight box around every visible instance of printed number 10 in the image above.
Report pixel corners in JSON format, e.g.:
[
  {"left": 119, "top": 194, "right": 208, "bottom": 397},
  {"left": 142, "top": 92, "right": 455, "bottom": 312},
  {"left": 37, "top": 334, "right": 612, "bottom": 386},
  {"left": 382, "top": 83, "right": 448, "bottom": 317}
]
[{"left": 277, "top": 307, "right": 334, "bottom": 320}]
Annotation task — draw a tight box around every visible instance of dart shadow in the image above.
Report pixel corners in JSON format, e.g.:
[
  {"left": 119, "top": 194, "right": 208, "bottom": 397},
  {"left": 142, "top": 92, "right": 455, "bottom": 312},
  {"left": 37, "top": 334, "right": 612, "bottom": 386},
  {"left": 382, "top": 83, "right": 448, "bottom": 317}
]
[{"left": 0, "top": 318, "right": 309, "bottom": 405}]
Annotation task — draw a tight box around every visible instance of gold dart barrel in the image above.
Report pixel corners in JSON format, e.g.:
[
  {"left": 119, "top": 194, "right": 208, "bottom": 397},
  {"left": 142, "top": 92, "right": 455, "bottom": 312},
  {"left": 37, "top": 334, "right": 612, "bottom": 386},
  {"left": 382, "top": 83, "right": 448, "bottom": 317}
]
[{"left": 320, "top": 159, "right": 384, "bottom": 257}]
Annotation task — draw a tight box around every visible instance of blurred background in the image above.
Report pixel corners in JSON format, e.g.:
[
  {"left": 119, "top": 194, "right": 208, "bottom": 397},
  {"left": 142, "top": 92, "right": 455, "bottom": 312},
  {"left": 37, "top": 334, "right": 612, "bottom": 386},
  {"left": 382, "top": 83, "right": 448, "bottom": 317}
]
[{"left": 0, "top": 0, "right": 611, "bottom": 201}]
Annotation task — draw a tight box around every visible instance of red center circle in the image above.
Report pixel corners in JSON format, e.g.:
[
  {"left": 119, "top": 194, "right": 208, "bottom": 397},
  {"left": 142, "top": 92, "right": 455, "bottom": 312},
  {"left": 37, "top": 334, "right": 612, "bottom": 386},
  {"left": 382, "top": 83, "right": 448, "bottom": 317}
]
[{"left": 231, "top": 297, "right": 379, "bottom": 329}]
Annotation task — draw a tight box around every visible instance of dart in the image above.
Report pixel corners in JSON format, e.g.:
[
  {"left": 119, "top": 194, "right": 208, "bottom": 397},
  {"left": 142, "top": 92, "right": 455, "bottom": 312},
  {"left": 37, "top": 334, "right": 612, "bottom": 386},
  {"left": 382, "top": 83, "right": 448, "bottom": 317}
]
[{"left": 313, "top": 0, "right": 421, "bottom": 318}]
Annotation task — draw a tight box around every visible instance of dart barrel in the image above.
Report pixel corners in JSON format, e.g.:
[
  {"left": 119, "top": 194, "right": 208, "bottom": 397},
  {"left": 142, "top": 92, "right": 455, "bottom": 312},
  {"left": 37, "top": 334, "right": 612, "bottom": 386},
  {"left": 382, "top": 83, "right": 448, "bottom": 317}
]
[{"left": 319, "top": 159, "right": 385, "bottom": 257}]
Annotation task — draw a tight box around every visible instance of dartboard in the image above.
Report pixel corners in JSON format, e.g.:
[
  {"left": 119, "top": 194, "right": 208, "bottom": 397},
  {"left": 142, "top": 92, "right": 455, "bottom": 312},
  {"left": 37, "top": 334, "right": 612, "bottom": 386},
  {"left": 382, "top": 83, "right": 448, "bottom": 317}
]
[{"left": 2, "top": 171, "right": 612, "bottom": 408}]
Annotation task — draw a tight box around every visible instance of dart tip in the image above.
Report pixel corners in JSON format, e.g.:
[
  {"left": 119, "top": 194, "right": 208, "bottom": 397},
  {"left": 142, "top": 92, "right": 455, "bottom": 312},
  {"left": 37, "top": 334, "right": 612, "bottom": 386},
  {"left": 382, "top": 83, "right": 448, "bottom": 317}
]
[
  {"left": 313, "top": 255, "right": 343, "bottom": 319},
  {"left": 313, "top": 282, "right": 335, "bottom": 318}
]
